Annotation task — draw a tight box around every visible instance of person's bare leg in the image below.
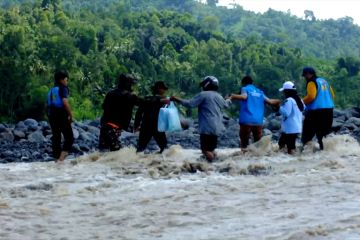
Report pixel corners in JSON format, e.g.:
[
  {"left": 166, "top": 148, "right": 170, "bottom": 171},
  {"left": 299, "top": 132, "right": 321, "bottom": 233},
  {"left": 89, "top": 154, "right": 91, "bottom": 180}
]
[
  {"left": 57, "top": 151, "right": 68, "bottom": 162},
  {"left": 203, "top": 150, "right": 215, "bottom": 162}
]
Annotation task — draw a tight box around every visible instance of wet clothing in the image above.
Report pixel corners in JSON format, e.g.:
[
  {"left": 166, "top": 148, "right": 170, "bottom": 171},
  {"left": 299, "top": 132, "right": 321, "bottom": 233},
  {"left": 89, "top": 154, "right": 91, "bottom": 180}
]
[
  {"left": 134, "top": 96, "right": 168, "bottom": 152},
  {"left": 200, "top": 134, "right": 218, "bottom": 152},
  {"left": 99, "top": 88, "right": 142, "bottom": 151},
  {"left": 239, "top": 125, "right": 262, "bottom": 148},
  {"left": 239, "top": 84, "right": 267, "bottom": 125},
  {"left": 237, "top": 84, "right": 270, "bottom": 148},
  {"left": 302, "top": 77, "right": 335, "bottom": 150},
  {"left": 99, "top": 123, "right": 121, "bottom": 151},
  {"left": 301, "top": 108, "right": 333, "bottom": 150},
  {"left": 278, "top": 133, "right": 298, "bottom": 151},
  {"left": 47, "top": 84, "right": 74, "bottom": 158},
  {"left": 180, "top": 91, "right": 231, "bottom": 136},
  {"left": 305, "top": 78, "right": 334, "bottom": 110},
  {"left": 279, "top": 97, "right": 304, "bottom": 134},
  {"left": 101, "top": 88, "right": 142, "bottom": 130}
]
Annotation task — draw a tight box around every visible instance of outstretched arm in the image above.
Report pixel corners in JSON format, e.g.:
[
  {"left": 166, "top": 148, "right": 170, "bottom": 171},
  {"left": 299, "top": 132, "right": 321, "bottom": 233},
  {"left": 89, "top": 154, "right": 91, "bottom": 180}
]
[{"left": 228, "top": 94, "right": 247, "bottom": 101}]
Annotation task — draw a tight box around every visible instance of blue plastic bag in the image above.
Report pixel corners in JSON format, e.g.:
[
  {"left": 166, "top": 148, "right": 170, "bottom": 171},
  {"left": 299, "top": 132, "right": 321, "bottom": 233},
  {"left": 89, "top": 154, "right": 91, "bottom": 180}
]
[{"left": 158, "top": 102, "right": 182, "bottom": 132}]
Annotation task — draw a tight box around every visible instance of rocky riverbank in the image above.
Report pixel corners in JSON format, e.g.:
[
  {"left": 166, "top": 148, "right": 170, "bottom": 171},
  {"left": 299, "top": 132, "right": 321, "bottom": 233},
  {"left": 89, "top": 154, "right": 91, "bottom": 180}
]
[{"left": 1, "top": 107, "right": 360, "bottom": 163}]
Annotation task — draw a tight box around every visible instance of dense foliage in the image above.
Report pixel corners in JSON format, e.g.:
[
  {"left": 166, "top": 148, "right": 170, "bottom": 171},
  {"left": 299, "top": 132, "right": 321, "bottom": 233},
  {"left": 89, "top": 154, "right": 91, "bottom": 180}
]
[{"left": 0, "top": 0, "right": 359, "bottom": 122}]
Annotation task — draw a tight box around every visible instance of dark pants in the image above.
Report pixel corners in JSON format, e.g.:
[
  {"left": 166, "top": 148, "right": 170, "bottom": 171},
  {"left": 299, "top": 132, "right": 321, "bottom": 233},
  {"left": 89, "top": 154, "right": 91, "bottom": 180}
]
[
  {"left": 99, "top": 124, "right": 121, "bottom": 151},
  {"left": 137, "top": 130, "right": 167, "bottom": 153},
  {"left": 200, "top": 134, "right": 218, "bottom": 152},
  {"left": 239, "top": 125, "right": 262, "bottom": 148},
  {"left": 301, "top": 108, "right": 333, "bottom": 150},
  {"left": 279, "top": 133, "right": 298, "bottom": 152},
  {"left": 49, "top": 115, "right": 74, "bottom": 159}
]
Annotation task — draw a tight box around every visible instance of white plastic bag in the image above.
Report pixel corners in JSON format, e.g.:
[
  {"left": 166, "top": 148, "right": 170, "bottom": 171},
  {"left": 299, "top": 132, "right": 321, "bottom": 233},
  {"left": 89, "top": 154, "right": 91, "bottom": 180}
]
[{"left": 158, "top": 102, "right": 182, "bottom": 132}]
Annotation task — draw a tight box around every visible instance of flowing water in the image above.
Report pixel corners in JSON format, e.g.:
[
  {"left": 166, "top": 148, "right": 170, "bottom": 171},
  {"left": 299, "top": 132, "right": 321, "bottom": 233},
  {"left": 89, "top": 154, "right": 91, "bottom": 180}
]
[{"left": 0, "top": 135, "right": 360, "bottom": 240}]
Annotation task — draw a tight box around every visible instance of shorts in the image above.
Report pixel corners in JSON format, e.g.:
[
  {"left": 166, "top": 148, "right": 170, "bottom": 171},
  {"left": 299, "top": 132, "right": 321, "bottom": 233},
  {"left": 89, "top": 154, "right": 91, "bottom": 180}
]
[
  {"left": 99, "top": 123, "right": 121, "bottom": 151},
  {"left": 200, "top": 134, "right": 218, "bottom": 152},
  {"left": 278, "top": 133, "right": 298, "bottom": 150}
]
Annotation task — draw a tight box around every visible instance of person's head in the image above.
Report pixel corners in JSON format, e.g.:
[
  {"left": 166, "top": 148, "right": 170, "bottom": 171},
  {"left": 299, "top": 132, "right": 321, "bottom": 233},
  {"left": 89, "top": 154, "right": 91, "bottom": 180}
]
[
  {"left": 54, "top": 71, "right": 69, "bottom": 86},
  {"left": 279, "top": 81, "right": 297, "bottom": 97},
  {"left": 117, "top": 73, "right": 137, "bottom": 91},
  {"left": 200, "top": 76, "right": 219, "bottom": 91},
  {"left": 302, "top": 67, "right": 317, "bottom": 81},
  {"left": 151, "top": 81, "right": 168, "bottom": 95},
  {"left": 241, "top": 76, "right": 253, "bottom": 86}
]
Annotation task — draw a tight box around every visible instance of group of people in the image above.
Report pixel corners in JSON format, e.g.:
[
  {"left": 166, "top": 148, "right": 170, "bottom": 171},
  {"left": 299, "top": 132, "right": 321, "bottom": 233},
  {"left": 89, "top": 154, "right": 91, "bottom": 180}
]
[{"left": 46, "top": 67, "right": 335, "bottom": 162}]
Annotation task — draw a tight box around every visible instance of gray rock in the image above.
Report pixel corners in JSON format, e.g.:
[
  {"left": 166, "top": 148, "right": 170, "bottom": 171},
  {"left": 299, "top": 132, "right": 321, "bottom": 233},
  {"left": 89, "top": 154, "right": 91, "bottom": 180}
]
[
  {"left": 13, "top": 129, "right": 26, "bottom": 139},
  {"left": 345, "top": 117, "right": 360, "bottom": 127},
  {"left": 268, "top": 119, "right": 281, "bottom": 131},
  {"left": 39, "top": 121, "right": 49, "bottom": 128},
  {"left": 24, "top": 118, "right": 39, "bottom": 130},
  {"left": 72, "top": 128, "right": 80, "bottom": 139},
  {"left": 2, "top": 150, "right": 14, "bottom": 158},
  {"left": 332, "top": 119, "right": 344, "bottom": 131},
  {"left": 344, "top": 107, "right": 360, "bottom": 119},
  {"left": 333, "top": 109, "right": 345, "bottom": 118},
  {"left": 28, "top": 131, "right": 45, "bottom": 143},
  {"left": 87, "top": 126, "right": 100, "bottom": 136},
  {"left": 16, "top": 121, "right": 26, "bottom": 129},
  {"left": 0, "top": 131, "right": 14, "bottom": 142},
  {"left": 0, "top": 124, "right": 7, "bottom": 133},
  {"left": 79, "top": 132, "right": 93, "bottom": 142}
]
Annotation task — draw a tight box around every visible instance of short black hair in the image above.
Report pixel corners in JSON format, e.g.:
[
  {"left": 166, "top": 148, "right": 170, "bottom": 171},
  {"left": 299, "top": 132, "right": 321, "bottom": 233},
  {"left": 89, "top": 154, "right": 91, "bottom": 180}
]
[
  {"left": 241, "top": 76, "right": 253, "bottom": 86},
  {"left": 54, "top": 71, "right": 69, "bottom": 83}
]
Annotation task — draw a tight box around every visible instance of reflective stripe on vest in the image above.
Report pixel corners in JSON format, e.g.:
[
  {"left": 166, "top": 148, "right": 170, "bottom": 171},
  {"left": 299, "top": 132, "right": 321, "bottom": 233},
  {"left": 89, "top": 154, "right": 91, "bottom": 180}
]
[
  {"left": 239, "top": 85, "right": 265, "bottom": 125},
  {"left": 306, "top": 78, "right": 334, "bottom": 110},
  {"left": 47, "top": 87, "right": 63, "bottom": 108}
]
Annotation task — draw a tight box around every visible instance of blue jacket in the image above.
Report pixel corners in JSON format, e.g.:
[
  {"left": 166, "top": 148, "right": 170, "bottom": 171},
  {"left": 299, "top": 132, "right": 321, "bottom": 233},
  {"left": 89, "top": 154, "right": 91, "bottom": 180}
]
[
  {"left": 239, "top": 84, "right": 265, "bottom": 125},
  {"left": 306, "top": 78, "right": 334, "bottom": 110}
]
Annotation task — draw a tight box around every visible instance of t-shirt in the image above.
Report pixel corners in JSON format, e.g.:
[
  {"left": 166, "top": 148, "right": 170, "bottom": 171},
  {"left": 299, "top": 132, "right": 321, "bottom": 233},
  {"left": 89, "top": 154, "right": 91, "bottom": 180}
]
[
  {"left": 134, "top": 95, "right": 166, "bottom": 131},
  {"left": 180, "top": 91, "right": 230, "bottom": 136},
  {"left": 279, "top": 97, "right": 304, "bottom": 134},
  {"left": 101, "top": 88, "right": 142, "bottom": 130}
]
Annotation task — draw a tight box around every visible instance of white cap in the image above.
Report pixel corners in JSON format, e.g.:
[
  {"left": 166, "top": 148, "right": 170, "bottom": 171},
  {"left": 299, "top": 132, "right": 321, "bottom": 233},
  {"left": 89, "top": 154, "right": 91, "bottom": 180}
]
[{"left": 279, "top": 81, "right": 296, "bottom": 92}]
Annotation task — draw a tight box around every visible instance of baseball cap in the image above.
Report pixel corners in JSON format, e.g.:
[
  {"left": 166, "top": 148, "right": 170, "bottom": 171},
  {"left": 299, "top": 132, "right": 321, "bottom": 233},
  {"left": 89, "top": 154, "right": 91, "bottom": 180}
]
[
  {"left": 302, "top": 67, "right": 316, "bottom": 76},
  {"left": 279, "top": 81, "right": 296, "bottom": 91}
]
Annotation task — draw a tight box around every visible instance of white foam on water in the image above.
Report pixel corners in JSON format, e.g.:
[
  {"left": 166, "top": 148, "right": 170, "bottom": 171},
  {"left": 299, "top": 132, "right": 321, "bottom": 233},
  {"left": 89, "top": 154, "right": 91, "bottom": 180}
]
[{"left": 0, "top": 134, "right": 359, "bottom": 239}]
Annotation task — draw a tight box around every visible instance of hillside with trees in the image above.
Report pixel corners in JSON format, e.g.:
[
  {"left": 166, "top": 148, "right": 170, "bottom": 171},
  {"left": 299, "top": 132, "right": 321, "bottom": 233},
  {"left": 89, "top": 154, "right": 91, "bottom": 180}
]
[{"left": 0, "top": 0, "right": 359, "bottom": 122}]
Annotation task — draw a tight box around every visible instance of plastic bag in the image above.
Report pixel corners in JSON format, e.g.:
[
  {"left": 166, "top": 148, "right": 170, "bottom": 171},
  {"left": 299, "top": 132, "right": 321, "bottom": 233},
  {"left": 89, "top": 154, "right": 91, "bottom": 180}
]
[{"left": 158, "top": 102, "right": 182, "bottom": 132}]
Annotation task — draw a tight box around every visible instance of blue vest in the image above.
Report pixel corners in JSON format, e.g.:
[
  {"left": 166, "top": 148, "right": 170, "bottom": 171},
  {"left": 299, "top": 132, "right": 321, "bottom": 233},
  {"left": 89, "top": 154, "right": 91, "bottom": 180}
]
[
  {"left": 239, "top": 85, "right": 265, "bottom": 125},
  {"left": 47, "top": 86, "right": 64, "bottom": 108},
  {"left": 306, "top": 78, "right": 334, "bottom": 110}
]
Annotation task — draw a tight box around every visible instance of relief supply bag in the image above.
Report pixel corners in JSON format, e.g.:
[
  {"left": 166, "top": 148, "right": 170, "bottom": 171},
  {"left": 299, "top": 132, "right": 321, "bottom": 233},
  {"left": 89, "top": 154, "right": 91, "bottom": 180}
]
[{"left": 158, "top": 102, "right": 182, "bottom": 132}]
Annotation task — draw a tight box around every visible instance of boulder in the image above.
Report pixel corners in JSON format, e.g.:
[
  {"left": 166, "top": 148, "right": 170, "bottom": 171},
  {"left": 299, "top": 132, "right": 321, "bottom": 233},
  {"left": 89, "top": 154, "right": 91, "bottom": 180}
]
[
  {"left": 13, "top": 129, "right": 26, "bottom": 139},
  {"left": 0, "top": 124, "right": 7, "bottom": 133},
  {"left": 0, "top": 131, "right": 14, "bottom": 142},
  {"left": 345, "top": 117, "right": 360, "bottom": 127},
  {"left": 28, "top": 131, "right": 46, "bottom": 143},
  {"left": 24, "top": 118, "right": 39, "bottom": 131}
]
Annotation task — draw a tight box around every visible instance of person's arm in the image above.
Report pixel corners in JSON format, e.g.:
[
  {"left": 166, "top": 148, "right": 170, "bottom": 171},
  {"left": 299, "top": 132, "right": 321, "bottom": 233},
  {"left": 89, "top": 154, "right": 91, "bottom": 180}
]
[
  {"left": 171, "top": 94, "right": 203, "bottom": 108},
  {"left": 303, "top": 81, "right": 317, "bottom": 105},
  {"left": 229, "top": 94, "right": 247, "bottom": 100},
  {"left": 264, "top": 95, "right": 281, "bottom": 106},
  {"left": 60, "top": 86, "right": 73, "bottom": 122},
  {"left": 279, "top": 99, "right": 292, "bottom": 118},
  {"left": 62, "top": 98, "right": 73, "bottom": 122},
  {"left": 134, "top": 105, "right": 144, "bottom": 132}
]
